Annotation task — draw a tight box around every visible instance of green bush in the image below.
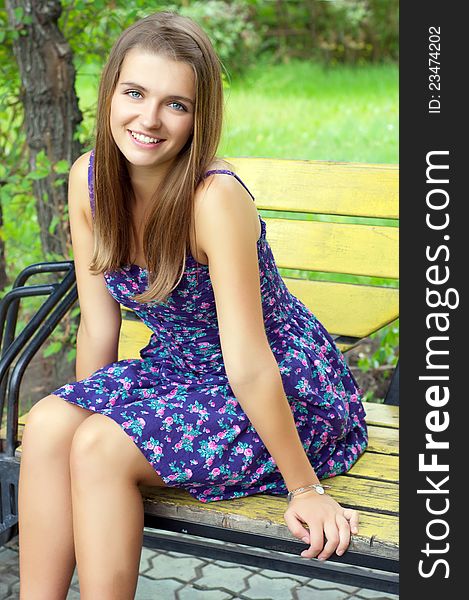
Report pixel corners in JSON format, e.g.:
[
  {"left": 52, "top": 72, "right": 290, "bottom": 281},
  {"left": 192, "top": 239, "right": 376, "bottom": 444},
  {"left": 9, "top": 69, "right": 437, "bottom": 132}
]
[
  {"left": 178, "top": 0, "right": 263, "bottom": 75},
  {"left": 248, "top": 0, "right": 399, "bottom": 65},
  {"left": 358, "top": 321, "right": 399, "bottom": 371}
]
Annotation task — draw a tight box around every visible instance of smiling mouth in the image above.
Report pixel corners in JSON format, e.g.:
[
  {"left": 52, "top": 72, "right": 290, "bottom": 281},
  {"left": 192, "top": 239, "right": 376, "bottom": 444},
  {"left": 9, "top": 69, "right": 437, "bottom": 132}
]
[{"left": 129, "top": 130, "right": 165, "bottom": 145}]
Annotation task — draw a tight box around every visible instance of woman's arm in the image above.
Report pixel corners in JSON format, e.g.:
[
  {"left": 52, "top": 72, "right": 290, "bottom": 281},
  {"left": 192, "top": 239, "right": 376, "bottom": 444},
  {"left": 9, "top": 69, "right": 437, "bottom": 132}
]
[
  {"left": 195, "top": 173, "right": 358, "bottom": 559},
  {"left": 68, "top": 152, "right": 122, "bottom": 381},
  {"left": 195, "top": 173, "right": 317, "bottom": 488}
]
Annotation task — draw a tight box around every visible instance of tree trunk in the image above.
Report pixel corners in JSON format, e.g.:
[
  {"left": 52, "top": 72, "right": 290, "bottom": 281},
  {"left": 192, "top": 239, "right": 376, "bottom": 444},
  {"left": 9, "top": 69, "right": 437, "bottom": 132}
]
[{"left": 5, "top": 0, "right": 83, "bottom": 259}]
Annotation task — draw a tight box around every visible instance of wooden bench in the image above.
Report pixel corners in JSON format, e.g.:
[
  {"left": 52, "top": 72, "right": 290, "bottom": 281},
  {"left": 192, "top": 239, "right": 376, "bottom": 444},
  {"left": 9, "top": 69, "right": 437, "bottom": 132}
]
[{"left": 0, "top": 158, "right": 399, "bottom": 593}]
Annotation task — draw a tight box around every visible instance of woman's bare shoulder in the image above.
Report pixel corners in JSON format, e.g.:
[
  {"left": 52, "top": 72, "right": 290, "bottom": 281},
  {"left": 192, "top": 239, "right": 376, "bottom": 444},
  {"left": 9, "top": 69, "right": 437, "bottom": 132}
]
[
  {"left": 68, "top": 150, "right": 94, "bottom": 227},
  {"left": 68, "top": 150, "right": 93, "bottom": 194},
  {"left": 70, "top": 150, "right": 93, "bottom": 179},
  {"left": 196, "top": 158, "right": 238, "bottom": 196}
]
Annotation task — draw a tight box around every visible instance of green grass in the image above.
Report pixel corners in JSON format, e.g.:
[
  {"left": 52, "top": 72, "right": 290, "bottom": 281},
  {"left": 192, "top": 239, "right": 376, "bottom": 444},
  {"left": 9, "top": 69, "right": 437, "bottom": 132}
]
[
  {"left": 220, "top": 60, "right": 398, "bottom": 163},
  {"left": 76, "top": 59, "right": 398, "bottom": 164}
]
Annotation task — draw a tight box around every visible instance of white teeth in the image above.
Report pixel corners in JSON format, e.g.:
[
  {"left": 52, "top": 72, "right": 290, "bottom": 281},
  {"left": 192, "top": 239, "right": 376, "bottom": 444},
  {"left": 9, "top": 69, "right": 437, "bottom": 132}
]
[{"left": 130, "top": 131, "right": 161, "bottom": 144}]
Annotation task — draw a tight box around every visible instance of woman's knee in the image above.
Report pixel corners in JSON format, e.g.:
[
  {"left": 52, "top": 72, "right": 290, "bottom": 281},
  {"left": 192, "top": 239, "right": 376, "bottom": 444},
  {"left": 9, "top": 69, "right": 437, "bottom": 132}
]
[
  {"left": 69, "top": 414, "right": 128, "bottom": 482},
  {"left": 22, "top": 394, "right": 94, "bottom": 457},
  {"left": 69, "top": 414, "right": 160, "bottom": 486}
]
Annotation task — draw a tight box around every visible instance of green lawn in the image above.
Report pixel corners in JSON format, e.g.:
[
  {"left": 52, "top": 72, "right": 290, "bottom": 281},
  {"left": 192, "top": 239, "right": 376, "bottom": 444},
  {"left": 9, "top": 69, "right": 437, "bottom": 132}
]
[
  {"left": 76, "top": 59, "right": 398, "bottom": 164},
  {"left": 220, "top": 60, "right": 398, "bottom": 164}
]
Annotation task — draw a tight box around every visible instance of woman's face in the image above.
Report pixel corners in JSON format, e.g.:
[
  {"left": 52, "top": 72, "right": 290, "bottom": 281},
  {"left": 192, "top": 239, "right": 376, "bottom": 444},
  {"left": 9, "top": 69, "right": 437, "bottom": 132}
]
[{"left": 110, "top": 48, "right": 195, "bottom": 175}]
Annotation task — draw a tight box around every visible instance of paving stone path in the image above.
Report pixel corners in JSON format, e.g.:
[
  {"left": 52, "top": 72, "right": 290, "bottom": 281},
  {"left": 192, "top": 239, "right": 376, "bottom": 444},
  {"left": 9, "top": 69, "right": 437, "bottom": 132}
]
[{"left": 0, "top": 534, "right": 398, "bottom": 599}]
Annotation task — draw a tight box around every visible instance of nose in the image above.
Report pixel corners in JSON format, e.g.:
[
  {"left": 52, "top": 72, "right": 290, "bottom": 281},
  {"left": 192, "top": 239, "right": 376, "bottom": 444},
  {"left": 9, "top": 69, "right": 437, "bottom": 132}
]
[{"left": 140, "top": 100, "right": 162, "bottom": 130}]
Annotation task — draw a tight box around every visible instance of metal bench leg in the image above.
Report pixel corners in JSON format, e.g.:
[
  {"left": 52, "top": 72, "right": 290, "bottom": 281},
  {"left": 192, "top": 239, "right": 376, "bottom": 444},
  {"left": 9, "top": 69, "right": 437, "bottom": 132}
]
[{"left": 0, "top": 456, "right": 20, "bottom": 545}]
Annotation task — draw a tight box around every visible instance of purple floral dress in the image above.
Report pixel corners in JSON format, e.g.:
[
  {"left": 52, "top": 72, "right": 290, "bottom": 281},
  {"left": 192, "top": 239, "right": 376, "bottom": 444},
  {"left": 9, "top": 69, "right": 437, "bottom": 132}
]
[{"left": 52, "top": 150, "right": 368, "bottom": 503}]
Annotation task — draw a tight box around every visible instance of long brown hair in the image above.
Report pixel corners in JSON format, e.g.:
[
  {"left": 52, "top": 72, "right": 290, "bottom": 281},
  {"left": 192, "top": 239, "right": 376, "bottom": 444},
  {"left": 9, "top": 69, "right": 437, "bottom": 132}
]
[{"left": 89, "top": 11, "right": 225, "bottom": 303}]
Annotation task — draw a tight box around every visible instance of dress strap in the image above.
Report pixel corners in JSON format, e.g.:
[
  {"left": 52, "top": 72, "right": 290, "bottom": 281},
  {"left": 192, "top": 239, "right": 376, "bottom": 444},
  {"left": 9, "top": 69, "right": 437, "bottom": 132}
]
[
  {"left": 202, "top": 169, "right": 255, "bottom": 201},
  {"left": 88, "top": 149, "right": 95, "bottom": 218}
]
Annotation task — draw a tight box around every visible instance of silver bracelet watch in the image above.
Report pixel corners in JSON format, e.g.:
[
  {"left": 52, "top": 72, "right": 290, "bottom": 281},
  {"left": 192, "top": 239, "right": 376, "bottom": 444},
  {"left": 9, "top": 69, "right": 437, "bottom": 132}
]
[{"left": 286, "top": 483, "right": 331, "bottom": 504}]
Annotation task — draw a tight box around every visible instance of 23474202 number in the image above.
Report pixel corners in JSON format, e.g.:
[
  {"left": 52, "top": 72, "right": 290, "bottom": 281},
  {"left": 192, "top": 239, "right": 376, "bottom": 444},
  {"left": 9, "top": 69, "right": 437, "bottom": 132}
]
[{"left": 428, "top": 27, "right": 441, "bottom": 112}]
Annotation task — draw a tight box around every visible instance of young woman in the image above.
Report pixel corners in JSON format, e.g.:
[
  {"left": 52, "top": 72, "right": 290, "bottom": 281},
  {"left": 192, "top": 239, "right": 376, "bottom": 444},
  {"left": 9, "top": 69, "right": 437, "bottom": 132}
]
[{"left": 18, "top": 11, "right": 368, "bottom": 599}]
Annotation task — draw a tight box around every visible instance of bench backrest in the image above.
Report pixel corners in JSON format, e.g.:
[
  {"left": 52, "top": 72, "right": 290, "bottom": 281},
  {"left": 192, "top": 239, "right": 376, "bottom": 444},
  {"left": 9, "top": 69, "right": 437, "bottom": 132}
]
[{"left": 118, "top": 158, "right": 399, "bottom": 360}]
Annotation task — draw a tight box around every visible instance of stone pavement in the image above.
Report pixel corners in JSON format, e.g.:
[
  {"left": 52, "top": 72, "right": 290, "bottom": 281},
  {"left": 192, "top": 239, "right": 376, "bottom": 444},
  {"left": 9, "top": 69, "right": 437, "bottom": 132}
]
[{"left": 0, "top": 532, "right": 398, "bottom": 599}]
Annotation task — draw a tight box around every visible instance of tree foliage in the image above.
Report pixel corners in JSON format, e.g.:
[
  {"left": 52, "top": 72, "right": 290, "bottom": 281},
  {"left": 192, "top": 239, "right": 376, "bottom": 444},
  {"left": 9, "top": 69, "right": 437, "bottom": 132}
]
[{"left": 251, "top": 0, "right": 399, "bottom": 64}]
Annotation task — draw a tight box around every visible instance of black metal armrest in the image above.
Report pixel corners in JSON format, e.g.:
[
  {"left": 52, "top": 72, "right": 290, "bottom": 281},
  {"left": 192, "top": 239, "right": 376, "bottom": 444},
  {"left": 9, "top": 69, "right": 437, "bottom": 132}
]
[{"left": 0, "top": 261, "right": 77, "bottom": 544}]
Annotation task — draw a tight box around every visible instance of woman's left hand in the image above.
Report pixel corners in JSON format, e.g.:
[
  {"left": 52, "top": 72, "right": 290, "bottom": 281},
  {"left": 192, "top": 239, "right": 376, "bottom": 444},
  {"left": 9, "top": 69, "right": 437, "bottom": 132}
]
[{"left": 283, "top": 490, "right": 359, "bottom": 560}]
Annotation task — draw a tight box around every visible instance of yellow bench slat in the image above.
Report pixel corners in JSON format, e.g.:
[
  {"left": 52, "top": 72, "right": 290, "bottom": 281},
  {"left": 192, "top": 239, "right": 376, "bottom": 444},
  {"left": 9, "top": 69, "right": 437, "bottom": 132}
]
[
  {"left": 267, "top": 218, "right": 398, "bottom": 279},
  {"left": 140, "top": 486, "right": 398, "bottom": 559},
  {"left": 228, "top": 158, "right": 399, "bottom": 219},
  {"left": 284, "top": 279, "right": 398, "bottom": 338},
  {"left": 118, "top": 318, "right": 152, "bottom": 361},
  {"left": 362, "top": 402, "right": 399, "bottom": 429},
  {"left": 326, "top": 475, "right": 398, "bottom": 514},
  {"left": 346, "top": 451, "right": 398, "bottom": 483},
  {"left": 366, "top": 425, "right": 398, "bottom": 455}
]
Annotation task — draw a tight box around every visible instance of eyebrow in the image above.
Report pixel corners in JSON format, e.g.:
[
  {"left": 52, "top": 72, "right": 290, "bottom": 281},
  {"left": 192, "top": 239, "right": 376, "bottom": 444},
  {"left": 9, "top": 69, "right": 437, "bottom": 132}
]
[{"left": 119, "top": 82, "right": 194, "bottom": 104}]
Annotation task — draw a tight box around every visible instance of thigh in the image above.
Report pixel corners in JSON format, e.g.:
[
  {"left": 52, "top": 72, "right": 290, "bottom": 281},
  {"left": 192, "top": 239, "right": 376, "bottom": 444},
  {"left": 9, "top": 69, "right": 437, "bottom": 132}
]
[{"left": 21, "top": 394, "right": 95, "bottom": 456}]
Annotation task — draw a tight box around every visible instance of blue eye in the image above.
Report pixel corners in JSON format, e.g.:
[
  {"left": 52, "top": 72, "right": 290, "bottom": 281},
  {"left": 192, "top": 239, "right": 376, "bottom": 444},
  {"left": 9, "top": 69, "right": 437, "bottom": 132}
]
[
  {"left": 169, "top": 101, "right": 187, "bottom": 112},
  {"left": 126, "top": 90, "right": 142, "bottom": 99}
]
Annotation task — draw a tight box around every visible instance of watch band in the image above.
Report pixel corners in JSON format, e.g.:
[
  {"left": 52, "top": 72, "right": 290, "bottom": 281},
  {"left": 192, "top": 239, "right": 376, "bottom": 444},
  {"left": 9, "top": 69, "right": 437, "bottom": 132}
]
[{"left": 286, "top": 483, "right": 331, "bottom": 503}]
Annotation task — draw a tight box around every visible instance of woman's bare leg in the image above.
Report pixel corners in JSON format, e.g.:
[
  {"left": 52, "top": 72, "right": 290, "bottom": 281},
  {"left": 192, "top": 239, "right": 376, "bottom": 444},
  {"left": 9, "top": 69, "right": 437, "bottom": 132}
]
[
  {"left": 18, "top": 395, "right": 94, "bottom": 600},
  {"left": 69, "top": 413, "right": 166, "bottom": 600}
]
